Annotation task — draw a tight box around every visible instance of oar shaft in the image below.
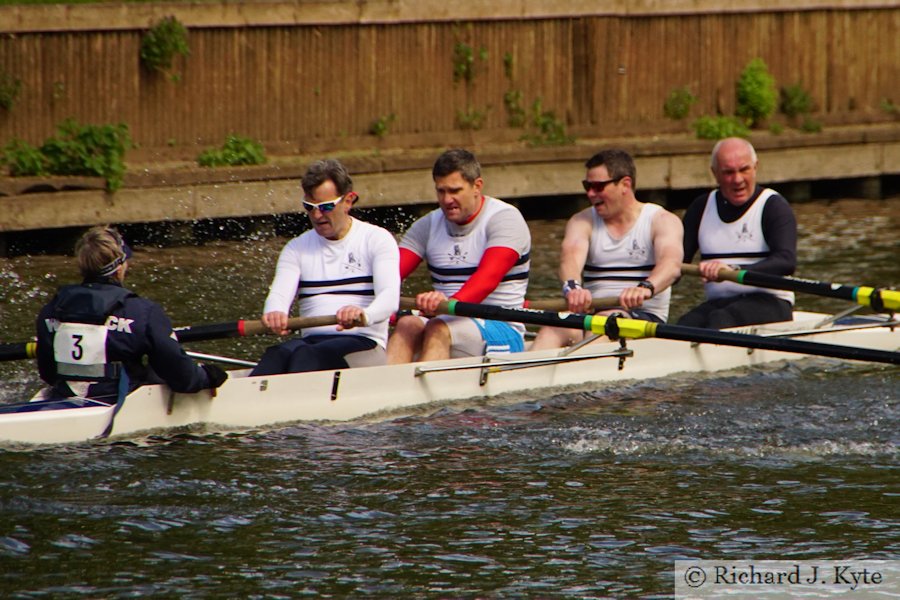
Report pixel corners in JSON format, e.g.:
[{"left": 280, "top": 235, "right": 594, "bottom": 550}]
[
  {"left": 682, "top": 264, "right": 900, "bottom": 312},
  {"left": 654, "top": 322, "right": 900, "bottom": 365},
  {"left": 420, "top": 298, "right": 900, "bottom": 365},
  {"left": 0, "top": 341, "right": 36, "bottom": 362}
]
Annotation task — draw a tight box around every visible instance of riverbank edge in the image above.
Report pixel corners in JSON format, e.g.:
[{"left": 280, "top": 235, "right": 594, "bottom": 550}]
[{"left": 1, "top": 123, "right": 898, "bottom": 241}]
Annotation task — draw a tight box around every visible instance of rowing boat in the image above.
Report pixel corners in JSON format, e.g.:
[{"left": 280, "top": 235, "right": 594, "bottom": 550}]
[{"left": 0, "top": 309, "right": 896, "bottom": 446}]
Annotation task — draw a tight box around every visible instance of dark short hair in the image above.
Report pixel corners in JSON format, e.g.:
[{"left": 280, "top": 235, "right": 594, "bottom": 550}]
[
  {"left": 584, "top": 149, "right": 637, "bottom": 188},
  {"left": 302, "top": 159, "right": 353, "bottom": 196},
  {"left": 432, "top": 148, "right": 481, "bottom": 183}
]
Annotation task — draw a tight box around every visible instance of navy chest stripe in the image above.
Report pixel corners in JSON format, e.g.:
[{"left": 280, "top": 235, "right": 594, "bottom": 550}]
[
  {"left": 431, "top": 271, "right": 529, "bottom": 284},
  {"left": 297, "top": 290, "right": 376, "bottom": 299},
  {"left": 584, "top": 275, "right": 646, "bottom": 282},
  {"left": 700, "top": 251, "right": 770, "bottom": 260},
  {"left": 584, "top": 263, "right": 655, "bottom": 273},
  {"left": 298, "top": 275, "right": 374, "bottom": 289}
]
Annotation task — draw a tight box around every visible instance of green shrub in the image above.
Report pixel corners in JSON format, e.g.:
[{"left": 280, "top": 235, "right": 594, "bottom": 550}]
[
  {"left": 140, "top": 16, "right": 190, "bottom": 80},
  {"left": 455, "top": 106, "right": 489, "bottom": 131},
  {"left": 736, "top": 58, "right": 777, "bottom": 127},
  {"left": 503, "top": 89, "right": 527, "bottom": 128},
  {"left": 369, "top": 113, "right": 396, "bottom": 138},
  {"left": 197, "top": 135, "right": 266, "bottom": 167},
  {"left": 0, "top": 71, "right": 23, "bottom": 111},
  {"left": 880, "top": 98, "right": 899, "bottom": 117},
  {"left": 503, "top": 51, "right": 515, "bottom": 80},
  {"left": 692, "top": 115, "right": 751, "bottom": 140},
  {"left": 452, "top": 42, "right": 487, "bottom": 85},
  {"left": 1, "top": 140, "right": 47, "bottom": 176},
  {"left": 8, "top": 119, "right": 132, "bottom": 191},
  {"left": 780, "top": 84, "right": 814, "bottom": 120},
  {"left": 799, "top": 117, "right": 823, "bottom": 133},
  {"left": 521, "top": 99, "right": 574, "bottom": 147},
  {"left": 663, "top": 86, "right": 697, "bottom": 120}
]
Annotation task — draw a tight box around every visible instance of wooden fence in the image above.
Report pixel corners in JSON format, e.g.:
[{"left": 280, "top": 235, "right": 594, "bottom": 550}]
[{"left": 0, "top": 1, "right": 898, "bottom": 154}]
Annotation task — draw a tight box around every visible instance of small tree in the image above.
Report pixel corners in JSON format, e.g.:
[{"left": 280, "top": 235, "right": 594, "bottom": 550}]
[{"left": 736, "top": 58, "right": 777, "bottom": 128}]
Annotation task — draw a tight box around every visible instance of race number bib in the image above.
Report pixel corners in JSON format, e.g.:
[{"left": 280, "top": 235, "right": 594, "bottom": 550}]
[{"left": 53, "top": 322, "right": 108, "bottom": 367}]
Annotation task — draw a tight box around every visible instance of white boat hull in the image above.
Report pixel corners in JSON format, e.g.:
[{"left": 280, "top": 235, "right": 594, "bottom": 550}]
[{"left": 1, "top": 312, "right": 897, "bottom": 446}]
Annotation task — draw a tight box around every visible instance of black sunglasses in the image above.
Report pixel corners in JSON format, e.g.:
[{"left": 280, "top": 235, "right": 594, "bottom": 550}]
[{"left": 582, "top": 177, "right": 624, "bottom": 193}]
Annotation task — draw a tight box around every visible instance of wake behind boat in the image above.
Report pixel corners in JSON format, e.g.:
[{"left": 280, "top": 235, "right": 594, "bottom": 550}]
[{"left": 0, "top": 310, "right": 897, "bottom": 446}]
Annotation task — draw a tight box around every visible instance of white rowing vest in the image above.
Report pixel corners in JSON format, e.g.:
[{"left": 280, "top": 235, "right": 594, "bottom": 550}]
[
  {"left": 698, "top": 189, "right": 795, "bottom": 304},
  {"left": 420, "top": 197, "right": 530, "bottom": 308},
  {"left": 292, "top": 221, "right": 391, "bottom": 346},
  {"left": 584, "top": 203, "right": 670, "bottom": 321}
]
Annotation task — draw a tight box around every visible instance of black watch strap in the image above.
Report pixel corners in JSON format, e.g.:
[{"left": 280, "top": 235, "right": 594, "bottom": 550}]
[
  {"left": 562, "top": 279, "right": 582, "bottom": 298},
  {"left": 637, "top": 280, "right": 655, "bottom": 297}
]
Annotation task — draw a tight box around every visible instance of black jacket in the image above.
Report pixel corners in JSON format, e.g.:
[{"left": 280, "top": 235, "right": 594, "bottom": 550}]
[{"left": 36, "top": 278, "right": 214, "bottom": 400}]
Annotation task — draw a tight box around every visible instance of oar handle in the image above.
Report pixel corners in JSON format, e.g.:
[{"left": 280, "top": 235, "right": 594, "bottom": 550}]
[
  {"left": 239, "top": 315, "right": 341, "bottom": 336},
  {"left": 177, "top": 314, "right": 344, "bottom": 342},
  {"left": 681, "top": 262, "right": 740, "bottom": 283}
]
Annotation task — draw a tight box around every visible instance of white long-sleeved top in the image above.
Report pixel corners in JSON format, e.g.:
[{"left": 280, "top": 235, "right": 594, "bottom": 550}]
[{"left": 262, "top": 218, "right": 400, "bottom": 347}]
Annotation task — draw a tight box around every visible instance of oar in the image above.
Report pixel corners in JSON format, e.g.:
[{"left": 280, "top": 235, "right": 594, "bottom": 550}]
[
  {"left": 0, "top": 315, "right": 340, "bottom": 362},
  {"left": 399, "top": 297, "right": 900, "bottom": 365},
  {"left": 173, "top": 314, "right": 339, "bottom": 343},
  {"left": 0, "top": 341, "right": 37, "bottom": 362},
  {"left": 682, "top": 264, "right": 900, "bottom": 312}
]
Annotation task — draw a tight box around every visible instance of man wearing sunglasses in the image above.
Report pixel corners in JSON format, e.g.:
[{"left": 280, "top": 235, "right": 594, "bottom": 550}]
[
  {"left": 531, "top": 149, "right": 683, "bottom": 350},
  {"left": 251, "top": 159, "right": 400, "bottom": 374},
  {"left": 35, "top": 226, "right": 228, "bottom": 403},
  {"left": 677, "top": 137, "right": 796, "bottom": 329},
  {"left": 386, "top": 148, "right": 531, "bottom": 362}
]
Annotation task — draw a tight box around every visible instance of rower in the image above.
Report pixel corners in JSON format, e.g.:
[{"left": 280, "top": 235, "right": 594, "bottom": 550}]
[
  {"left": 386, "top": 148, "right": 532, "bottom": 362},
  {"left": 530, "top": 148, "right": 683, "bottom": 350},
  {"left": 251, "top": 159, "right": 400, "bottom": 375},
  {"left": 678, "top": 137, "right": 798, "bottom": 329}
]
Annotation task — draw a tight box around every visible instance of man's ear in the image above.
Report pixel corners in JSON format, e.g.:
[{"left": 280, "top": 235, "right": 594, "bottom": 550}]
[{"left": 346, "top": 191, "right": 359, "bottom": 206}]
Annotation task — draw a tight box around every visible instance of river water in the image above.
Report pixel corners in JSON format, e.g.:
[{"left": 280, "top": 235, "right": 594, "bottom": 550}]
[{"left": 0, "top": 197, "right": 898, "bottom": 598}]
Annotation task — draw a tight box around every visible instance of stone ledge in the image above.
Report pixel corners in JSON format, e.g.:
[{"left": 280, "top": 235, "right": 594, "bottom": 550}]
[{"left": 1, "top": 123, "right": 898, "bottom": 233}]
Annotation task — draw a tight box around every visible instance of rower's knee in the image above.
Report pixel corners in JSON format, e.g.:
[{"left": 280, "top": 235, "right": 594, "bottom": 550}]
[
  {"left": 419, "top": 320, "right": 452, "bottom": 361},
  {"left": 386, "top": 315, "right": 427, "bottom": 364},
  {"left": 531, "top": 326, "right": 575, "bottom": 350}
]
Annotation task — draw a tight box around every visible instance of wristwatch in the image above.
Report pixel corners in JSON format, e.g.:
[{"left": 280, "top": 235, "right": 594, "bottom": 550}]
[
  {"left": 637, "top": 280, "right": 655, "bottom": 297},
  {"left": 562, "top": 279, "right": 582, "bottom": 298}
]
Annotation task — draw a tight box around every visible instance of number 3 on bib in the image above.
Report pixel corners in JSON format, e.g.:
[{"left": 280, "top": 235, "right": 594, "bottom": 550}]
[{"left": 53, "top": 323, "right": 109, "bottom": 367}]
